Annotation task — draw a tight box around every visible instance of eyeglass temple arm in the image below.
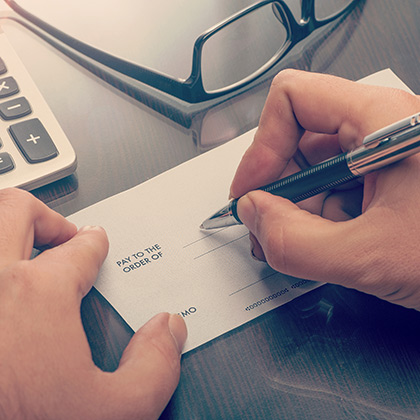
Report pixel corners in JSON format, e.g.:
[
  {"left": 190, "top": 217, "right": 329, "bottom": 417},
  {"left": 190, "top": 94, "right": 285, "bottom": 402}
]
[{"left": 4, "top": 0, "right": 196, "bottom": 101}]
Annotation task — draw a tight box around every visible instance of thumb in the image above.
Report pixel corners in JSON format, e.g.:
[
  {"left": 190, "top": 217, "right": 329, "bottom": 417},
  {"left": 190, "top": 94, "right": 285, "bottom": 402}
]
[
  {"left": 237, "top": 191, "right": 363, "bottom": 284},
  {"left": 110, "top": 313, "right": 187, "bottom": 419}
]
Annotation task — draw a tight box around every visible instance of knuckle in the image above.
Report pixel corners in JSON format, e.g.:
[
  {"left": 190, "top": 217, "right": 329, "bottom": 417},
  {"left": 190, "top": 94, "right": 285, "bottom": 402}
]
[
  {"left": 0, "top": 188, "right": 37, "bottom": 214},
  {"left": 388, "top": 87, "right": 419, "bottom": 107},
  {"left": 0, "top": 187, "right": 31, "bottom": 202},
  {"left": 0, "top": 189, "right": 39, "bottom": 250},
  {"left": 2, "top": 261, "right": 36, "bottom": 293},
  {"left": 271, "top": 68, "right": 302, "bottom": 89},
  {"left": 261, "top": 225, "right": 289, "bottom": 274}
]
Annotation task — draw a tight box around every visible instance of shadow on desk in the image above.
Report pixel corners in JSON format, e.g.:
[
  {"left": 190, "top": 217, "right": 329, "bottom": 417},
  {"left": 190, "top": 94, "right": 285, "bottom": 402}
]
[
  {"left": 160, "top": 285, "right": 420, "bottom": 419},
  {"left": 80, "top": 282, "right": 420, "bottom": 419}
]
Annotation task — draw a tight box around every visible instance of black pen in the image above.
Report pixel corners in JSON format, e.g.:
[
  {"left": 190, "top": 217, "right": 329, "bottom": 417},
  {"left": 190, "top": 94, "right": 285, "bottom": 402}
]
[{"left": 200, "top": 112, "right": 420, "bottom": 230}]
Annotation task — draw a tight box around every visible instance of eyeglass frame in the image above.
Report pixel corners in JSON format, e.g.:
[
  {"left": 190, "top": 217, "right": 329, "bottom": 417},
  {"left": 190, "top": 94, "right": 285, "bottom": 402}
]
[{"left": 5, "top": 0, "right": 359, "bottom": 103}]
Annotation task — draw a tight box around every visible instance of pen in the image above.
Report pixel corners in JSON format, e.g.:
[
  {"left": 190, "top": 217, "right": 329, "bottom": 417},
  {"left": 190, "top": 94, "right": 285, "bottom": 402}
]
[{"left": 200, "top": 112, "right": 420, "bottom": 230}]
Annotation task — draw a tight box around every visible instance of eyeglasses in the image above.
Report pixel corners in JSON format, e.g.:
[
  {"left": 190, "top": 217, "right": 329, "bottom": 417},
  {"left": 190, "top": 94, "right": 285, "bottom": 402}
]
[{"left": 5, "top": 0, "right": 359, "bottom": 104}]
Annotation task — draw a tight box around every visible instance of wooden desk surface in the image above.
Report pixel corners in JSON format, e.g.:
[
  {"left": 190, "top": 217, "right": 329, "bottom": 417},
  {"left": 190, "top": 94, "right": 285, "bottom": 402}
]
[{"left": 2, "top": 0, "right": 420, "bottom": 418}]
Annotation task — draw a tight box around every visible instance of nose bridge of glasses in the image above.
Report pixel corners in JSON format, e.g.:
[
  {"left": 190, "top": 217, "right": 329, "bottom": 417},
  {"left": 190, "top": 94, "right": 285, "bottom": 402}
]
[
  {"left": 272, "top": 0, "right": 315, "bottom": 26},
  {"left": 300, "top": 0, "right": 315, "bottom": 24}
]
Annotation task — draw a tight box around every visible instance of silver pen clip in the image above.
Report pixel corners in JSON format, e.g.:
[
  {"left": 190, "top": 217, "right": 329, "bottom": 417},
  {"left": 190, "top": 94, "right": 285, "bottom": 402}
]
[
  {"left": 363, "top": 112, "right": 420, "bottom": 148},
  {"left": 348, "top": 112, "right": 420, "bottom": 176}
]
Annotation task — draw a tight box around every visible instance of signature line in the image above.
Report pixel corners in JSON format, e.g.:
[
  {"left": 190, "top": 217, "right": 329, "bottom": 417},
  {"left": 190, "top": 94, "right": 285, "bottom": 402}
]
[
  {"left": 229, "top": 272, "right": 278, "bottom": 296},
  {"left": 193, "top": 234, "right": 248, "bottom": 260}
]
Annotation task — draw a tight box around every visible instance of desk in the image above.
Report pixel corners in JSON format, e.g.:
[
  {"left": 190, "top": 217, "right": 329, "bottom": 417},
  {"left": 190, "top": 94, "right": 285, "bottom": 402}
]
[{"left": 1, "top": 1, "right": 420, "bottom": 418}]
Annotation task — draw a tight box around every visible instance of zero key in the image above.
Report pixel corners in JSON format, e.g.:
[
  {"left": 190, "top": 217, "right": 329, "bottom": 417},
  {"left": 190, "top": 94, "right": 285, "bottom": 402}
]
[{"left": 9, "top": 118, "right": 58, "bottom": 163}]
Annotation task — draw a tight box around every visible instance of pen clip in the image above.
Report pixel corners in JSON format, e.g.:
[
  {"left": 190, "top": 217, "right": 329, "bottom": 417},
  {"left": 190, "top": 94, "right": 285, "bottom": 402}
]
[{"left": 363, "top": 112, "right": 420, "bottom": 148}]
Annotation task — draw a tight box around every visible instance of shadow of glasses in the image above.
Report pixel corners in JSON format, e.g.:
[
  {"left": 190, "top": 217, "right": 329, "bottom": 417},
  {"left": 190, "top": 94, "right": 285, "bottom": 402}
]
[{"left": 0, "top": 0, "right": 366, "bottom": 152}]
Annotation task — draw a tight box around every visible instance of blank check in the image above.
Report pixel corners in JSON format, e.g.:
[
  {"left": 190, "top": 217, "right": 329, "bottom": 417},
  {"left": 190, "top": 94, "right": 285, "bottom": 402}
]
[
  {"left": 68, "top": 129, "right": 320, "bottom": 353},
  {"left": 68, "top": 69, "right": 413, "bottom": 353}
]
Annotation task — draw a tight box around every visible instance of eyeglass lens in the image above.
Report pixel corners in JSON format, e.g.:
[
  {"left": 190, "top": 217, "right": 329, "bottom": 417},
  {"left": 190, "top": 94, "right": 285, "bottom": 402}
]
[
  {"left": 200, "top": 0, "right": 356, "bottom": 93},
  {"left": 201, "top": 3, "right": 289, "bottom": 93}
]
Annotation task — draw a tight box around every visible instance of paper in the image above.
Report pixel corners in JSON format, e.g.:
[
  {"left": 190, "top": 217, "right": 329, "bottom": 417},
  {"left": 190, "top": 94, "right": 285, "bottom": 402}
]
[{"left": 69, "top": 69, "right": 413, "bottom": 353}]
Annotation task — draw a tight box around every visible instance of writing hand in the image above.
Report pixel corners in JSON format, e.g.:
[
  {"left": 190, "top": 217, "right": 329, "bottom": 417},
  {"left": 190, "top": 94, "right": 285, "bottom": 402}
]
[
  {"left": 230, "top": 69, "right": 420, "bottom": 310},
  {"left": 0, "top": 188, "right": 186, "bottom": 419}
]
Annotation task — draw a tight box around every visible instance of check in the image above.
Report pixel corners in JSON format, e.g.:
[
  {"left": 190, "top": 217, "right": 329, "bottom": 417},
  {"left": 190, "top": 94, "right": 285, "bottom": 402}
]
[{"left": 69, "top": 69, "right": 412, "bottom": 353}]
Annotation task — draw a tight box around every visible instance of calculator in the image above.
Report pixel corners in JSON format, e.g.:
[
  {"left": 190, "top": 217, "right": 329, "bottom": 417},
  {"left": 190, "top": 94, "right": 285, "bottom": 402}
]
[{"left": 0, "top": 26, "right": 76, "bottom": 190}]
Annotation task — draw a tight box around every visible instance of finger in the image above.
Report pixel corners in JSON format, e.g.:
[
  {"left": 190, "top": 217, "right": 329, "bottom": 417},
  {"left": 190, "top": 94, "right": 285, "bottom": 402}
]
[
  {"left": 230, "top": 69, "right": 419, "bottom": 198},
  {"left": 298, "top": 132, "right": 343, "bottom": 165},
  {"left": 247, "top": 186, "right": 363, "bottom": 265},
  {"left": 0, "top": 188, "right": 77, "bottom": 266},
  {"left": 237, "top": 188, "right": 420, "bottom": 308},
  {"left": 249, "top": 232, "right": 266, "bottom": 262},
  {"left": 321, "top": 187, "right": 363, "bottom": 221},
  {"left": 236, "top": 190, "right": 366, "bottom": 284},
  {"left": 109, "top": 313, "right": 187, "bottom": 420},
  {"left": 32, "top": 225, "right": 109, "bottom": 299}
]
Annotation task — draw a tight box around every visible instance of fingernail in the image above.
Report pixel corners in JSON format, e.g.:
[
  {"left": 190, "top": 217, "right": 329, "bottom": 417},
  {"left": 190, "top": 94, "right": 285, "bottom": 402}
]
[
  {"left": 249, "top": 234, "right": 258, "bottom": 259},
  {"left": 78, "top": 225, "right": 104, "bottom": 233},
  {"left": 249, "top": 234, "right": 265, "bottom": 262},
  {"left": 168, "top": 314, "right": 187, "bottom": 353},
  {"left": 236, "top": 194, "right": 256, "bottom": 231}
]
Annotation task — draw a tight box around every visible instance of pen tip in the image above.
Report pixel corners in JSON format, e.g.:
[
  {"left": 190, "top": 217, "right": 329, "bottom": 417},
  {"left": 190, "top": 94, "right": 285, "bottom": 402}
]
[{"left": 199, "top": 202, "right": 242, "bottom": 230}]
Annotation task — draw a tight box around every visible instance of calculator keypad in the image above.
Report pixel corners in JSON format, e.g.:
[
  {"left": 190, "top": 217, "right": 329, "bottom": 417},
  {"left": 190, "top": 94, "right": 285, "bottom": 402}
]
[
  {"left": 0, "top": 58, "right": 6, "bottom": 75},
  {"left": 0, "top": 76, "right": 19, "bottom": 98},
  {"left": 0, "top": 96, "right": 31, "bottom": 120},
  {"left": 0, "top": 28, "right": 77, "bottom": 189},
  {"left": 10, "top": 118, "right": 58, "bottom": 163},
  {"left": 0, "top": 152, "right": 14, "bottom": 174}
]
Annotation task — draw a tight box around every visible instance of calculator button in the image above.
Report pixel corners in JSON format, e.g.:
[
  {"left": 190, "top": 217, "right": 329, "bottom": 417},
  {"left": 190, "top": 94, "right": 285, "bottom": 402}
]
[
  {"left": 0, "top": 58, "right": 6, "bottom": 75},
  {"left": 9, "top": 118, "right": 58, "bottom": 163},
  {"left": 0, "top": 97, "right": 31, "bottom": 120},
  {"left": 0, "top": 76, "right": 19, "bottom": 98},
  {"left": 0, "top": 152, "right": 14, "bottom": 174}
]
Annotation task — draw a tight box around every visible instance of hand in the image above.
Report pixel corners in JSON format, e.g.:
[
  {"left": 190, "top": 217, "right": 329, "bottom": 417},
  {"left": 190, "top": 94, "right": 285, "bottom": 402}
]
[
  {"left": 230, "top": 69, "right": 420, "bottom": 310},
  {"left": 0, "top": 188, "right": 187, "bottom": 419}
]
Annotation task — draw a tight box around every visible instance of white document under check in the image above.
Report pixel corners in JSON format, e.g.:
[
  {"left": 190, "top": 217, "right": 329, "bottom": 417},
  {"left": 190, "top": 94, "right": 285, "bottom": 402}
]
[{"left": 68, "top": 69, "right": 414, "bottom": 353}]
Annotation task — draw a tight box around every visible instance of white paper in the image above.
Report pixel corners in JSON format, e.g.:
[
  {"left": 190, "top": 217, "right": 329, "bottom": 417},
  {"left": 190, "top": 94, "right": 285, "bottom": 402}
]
[{"left": 69, "top": 69, "right": 413, "bottom": 353}]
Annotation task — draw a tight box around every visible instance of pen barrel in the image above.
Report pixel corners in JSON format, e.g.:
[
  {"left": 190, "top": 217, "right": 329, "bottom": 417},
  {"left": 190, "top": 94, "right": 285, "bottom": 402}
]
[
  {"left": 211, "top": 155, "right": 357, "bottom": 227},
  {"left": 261, "top": 154, "right": 357, "bottom": 203},
  {"left": 206, "top": 114, "right": 420, "bottom": 229}
]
